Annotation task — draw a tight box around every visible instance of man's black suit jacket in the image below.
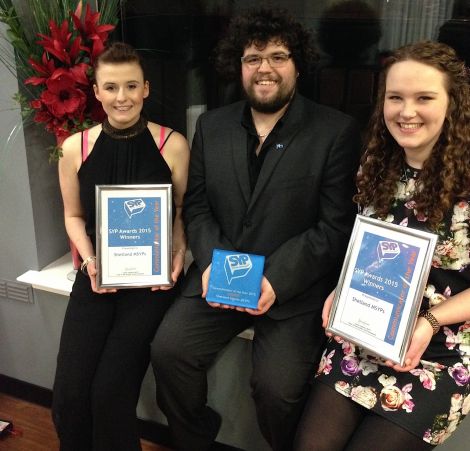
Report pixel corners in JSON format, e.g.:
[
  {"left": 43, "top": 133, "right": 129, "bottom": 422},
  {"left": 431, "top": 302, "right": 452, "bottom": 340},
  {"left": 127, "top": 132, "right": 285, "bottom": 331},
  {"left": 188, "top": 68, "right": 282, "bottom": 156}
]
[{"left": 182, "top": 93, "right": 361, "bottom": 320}]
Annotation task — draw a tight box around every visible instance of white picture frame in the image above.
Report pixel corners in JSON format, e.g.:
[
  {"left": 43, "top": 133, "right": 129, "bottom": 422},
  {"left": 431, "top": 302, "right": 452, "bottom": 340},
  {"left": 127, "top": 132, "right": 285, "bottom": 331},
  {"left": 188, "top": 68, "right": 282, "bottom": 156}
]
[
  {"left": 327, "top": 215, "right": 437, "bottom": 365},
  {"left": 95, "top": 184, "right": 172, "bottom": 289}
]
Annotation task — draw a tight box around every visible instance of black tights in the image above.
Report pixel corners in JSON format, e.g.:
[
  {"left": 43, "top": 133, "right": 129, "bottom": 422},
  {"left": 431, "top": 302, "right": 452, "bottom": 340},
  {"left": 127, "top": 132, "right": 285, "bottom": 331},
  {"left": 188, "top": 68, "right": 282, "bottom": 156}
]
[{"left": 294, "top": 382, "right": 435, "bottom": 451}]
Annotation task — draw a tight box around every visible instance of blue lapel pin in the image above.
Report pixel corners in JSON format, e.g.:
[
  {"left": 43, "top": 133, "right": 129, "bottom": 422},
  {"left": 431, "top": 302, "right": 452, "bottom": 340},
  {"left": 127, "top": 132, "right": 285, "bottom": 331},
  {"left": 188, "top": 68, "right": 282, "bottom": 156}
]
[{"left": 275, "top": 143, "right": 284, "bottom": 150}]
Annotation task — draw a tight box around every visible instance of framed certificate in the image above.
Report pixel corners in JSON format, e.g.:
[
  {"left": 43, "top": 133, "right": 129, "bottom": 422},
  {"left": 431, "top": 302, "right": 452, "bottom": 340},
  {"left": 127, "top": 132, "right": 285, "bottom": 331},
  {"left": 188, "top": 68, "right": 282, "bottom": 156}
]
[
  {"left": 327, "top": 215, "right": 437, "bottom": 365},
  {"left": 95, "top": 184, "right": 172, "bottom": 289}
]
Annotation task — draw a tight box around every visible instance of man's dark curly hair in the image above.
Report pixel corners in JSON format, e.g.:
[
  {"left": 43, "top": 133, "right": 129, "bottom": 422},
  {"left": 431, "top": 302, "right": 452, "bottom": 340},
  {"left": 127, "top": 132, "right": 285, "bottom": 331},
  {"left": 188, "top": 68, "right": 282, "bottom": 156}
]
[{"left": 214, "top": 8, "right": 318, "bottom": 81}]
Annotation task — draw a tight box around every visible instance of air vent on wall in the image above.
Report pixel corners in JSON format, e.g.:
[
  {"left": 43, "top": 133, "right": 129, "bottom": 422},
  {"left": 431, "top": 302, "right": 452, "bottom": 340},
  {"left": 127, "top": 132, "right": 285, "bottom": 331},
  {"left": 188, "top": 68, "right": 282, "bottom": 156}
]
[
  {"left": 0, "top": 280, "right": 34, "bottom": 303},
  {"left": 0, "top": 280, "right": 7, "bottom": 298}
]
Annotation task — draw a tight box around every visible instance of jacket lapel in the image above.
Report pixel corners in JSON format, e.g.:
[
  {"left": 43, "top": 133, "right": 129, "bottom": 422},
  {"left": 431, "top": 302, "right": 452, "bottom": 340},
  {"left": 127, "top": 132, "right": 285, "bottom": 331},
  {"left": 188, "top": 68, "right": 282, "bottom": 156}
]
[
  {"left": 248, "top": 141, "right": 286, "bottom": 209},
  {"left": 247, "top": 95, "right": 305, "bottom": 211},
  {"left": 231, "top": 125, "right": 251, "bottom": 206}
]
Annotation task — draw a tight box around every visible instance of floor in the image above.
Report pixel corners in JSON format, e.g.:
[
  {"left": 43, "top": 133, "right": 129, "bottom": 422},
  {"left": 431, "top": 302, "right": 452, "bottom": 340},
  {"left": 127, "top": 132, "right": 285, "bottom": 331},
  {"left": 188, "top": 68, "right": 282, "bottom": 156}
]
[{"left": 0, "top": 393, "right": 172, "bottom": 451}]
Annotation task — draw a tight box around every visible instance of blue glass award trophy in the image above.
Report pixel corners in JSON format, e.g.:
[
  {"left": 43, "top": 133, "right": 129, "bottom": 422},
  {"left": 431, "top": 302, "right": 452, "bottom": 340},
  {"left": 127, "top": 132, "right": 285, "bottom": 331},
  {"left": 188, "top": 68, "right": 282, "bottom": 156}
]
[{"left": 206, "top": 249, "right": 265, "bottom": 309}]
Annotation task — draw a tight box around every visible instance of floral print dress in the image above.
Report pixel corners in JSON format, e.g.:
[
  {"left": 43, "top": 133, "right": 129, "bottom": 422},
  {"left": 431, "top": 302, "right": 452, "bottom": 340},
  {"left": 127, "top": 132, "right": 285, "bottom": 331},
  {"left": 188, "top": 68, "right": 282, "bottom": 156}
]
[{"left": 315, "top": 165, "right": 470, "bottom": 445}]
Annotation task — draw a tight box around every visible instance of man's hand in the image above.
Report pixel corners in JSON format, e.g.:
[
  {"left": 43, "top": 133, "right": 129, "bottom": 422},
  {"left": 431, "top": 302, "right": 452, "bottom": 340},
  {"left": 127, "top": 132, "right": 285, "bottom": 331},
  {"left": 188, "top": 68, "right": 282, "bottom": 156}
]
[
  {"left": 200, "top": 263, "right": 236, "bottom": 309},
  {"left": 203, "top": 267, "right": 275, "bottom": 315},
  {"left": 201, "top": 264, "right": 226, "bottom": 308},
  {"left": 241, "top": 276, "right": 276, "bottom": 316}
]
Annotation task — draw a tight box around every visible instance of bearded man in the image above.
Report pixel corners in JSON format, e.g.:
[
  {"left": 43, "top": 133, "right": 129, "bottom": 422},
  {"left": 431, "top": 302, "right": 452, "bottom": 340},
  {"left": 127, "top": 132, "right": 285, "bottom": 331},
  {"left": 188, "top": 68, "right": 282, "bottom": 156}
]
[{"left": 151, "top": 8, "right": 361, "bottom": 451}]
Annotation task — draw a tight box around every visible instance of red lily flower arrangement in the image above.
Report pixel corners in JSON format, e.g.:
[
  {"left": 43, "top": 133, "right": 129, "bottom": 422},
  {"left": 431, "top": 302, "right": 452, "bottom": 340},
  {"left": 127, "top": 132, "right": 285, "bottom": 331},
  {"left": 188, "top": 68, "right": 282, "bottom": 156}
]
[{"left": 24, "top": 1, "right": 115, "bottom": 159}]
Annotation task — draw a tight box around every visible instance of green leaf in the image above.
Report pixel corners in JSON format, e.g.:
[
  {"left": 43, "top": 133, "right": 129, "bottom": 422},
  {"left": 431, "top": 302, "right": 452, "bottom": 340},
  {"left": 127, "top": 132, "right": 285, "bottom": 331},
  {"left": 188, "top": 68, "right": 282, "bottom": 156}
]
[
  {"left": 48, "top": 144, "right": 63, "bottom": 163},
  {"left": 1, "top": 0, "right": 120, "bottom": 162}
]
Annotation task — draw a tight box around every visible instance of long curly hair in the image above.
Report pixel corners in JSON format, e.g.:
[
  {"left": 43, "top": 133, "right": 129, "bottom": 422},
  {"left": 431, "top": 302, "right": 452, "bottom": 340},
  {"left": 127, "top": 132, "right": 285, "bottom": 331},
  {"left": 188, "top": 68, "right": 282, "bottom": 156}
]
[
  {"left": 214, "top": 8, "right": 318, "bottom": 81},
  {"left": 355, "top": 41, "right": 470, "bottom": 229}
]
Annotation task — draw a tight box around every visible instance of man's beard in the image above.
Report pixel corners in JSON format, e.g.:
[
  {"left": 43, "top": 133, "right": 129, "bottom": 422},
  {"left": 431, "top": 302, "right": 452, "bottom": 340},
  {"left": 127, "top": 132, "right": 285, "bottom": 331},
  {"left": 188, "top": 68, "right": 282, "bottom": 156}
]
[{"left": 244, "top": 82, "right": 295, "bottom": 114}]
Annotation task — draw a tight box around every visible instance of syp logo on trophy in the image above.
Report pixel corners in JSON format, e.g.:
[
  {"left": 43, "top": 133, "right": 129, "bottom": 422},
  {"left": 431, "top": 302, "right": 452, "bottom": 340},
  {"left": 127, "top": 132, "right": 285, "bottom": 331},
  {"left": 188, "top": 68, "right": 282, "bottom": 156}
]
[{"left": 206, "top": 249, "right": 265, "bottom": 308}]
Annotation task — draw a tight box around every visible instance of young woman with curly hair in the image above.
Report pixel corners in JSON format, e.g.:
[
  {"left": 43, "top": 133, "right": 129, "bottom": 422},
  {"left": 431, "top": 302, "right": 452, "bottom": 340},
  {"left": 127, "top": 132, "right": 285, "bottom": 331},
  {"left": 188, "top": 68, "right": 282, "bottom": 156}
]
[{"left": 294, "top": 41, "right": 470, "bottom": 450}]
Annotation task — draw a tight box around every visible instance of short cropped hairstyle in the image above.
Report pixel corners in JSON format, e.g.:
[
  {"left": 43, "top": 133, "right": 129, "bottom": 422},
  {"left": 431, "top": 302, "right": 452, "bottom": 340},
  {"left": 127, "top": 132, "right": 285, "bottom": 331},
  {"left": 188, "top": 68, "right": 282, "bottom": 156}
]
[
  {"left": 214, "top": 8, "right": 318, "bottom": 81},
  {"left": 355, "top": 41, "right": 470, "bottom": 229},
  {"left": 93, "top": 42, "right": 147, "bottom": 80}
]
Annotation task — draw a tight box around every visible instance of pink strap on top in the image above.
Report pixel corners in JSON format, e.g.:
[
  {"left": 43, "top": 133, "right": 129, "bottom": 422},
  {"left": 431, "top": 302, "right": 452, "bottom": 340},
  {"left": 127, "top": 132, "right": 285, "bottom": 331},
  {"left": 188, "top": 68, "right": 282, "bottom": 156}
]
[
  {"left": 158, "top": 126, "right": 175, "bottom": 154},
  {"left": 82, "top": 129, "right": 89, "bottom": 162},
  {"left": 159, "top": 126, "right": 166, "bottom": 154}
]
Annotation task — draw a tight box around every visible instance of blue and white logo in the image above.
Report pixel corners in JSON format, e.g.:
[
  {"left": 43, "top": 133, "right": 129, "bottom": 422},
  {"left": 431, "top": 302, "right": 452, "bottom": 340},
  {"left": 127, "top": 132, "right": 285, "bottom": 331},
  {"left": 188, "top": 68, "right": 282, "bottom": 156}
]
[
  {"left": 377, "top": 241, "right": 400, "bottom": 261},
  {"left": 224, "top": 253, "right": 252, "bottom": 284},
  {"left": 124, "top": 198, "right": 146, "bottom": 218}
]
